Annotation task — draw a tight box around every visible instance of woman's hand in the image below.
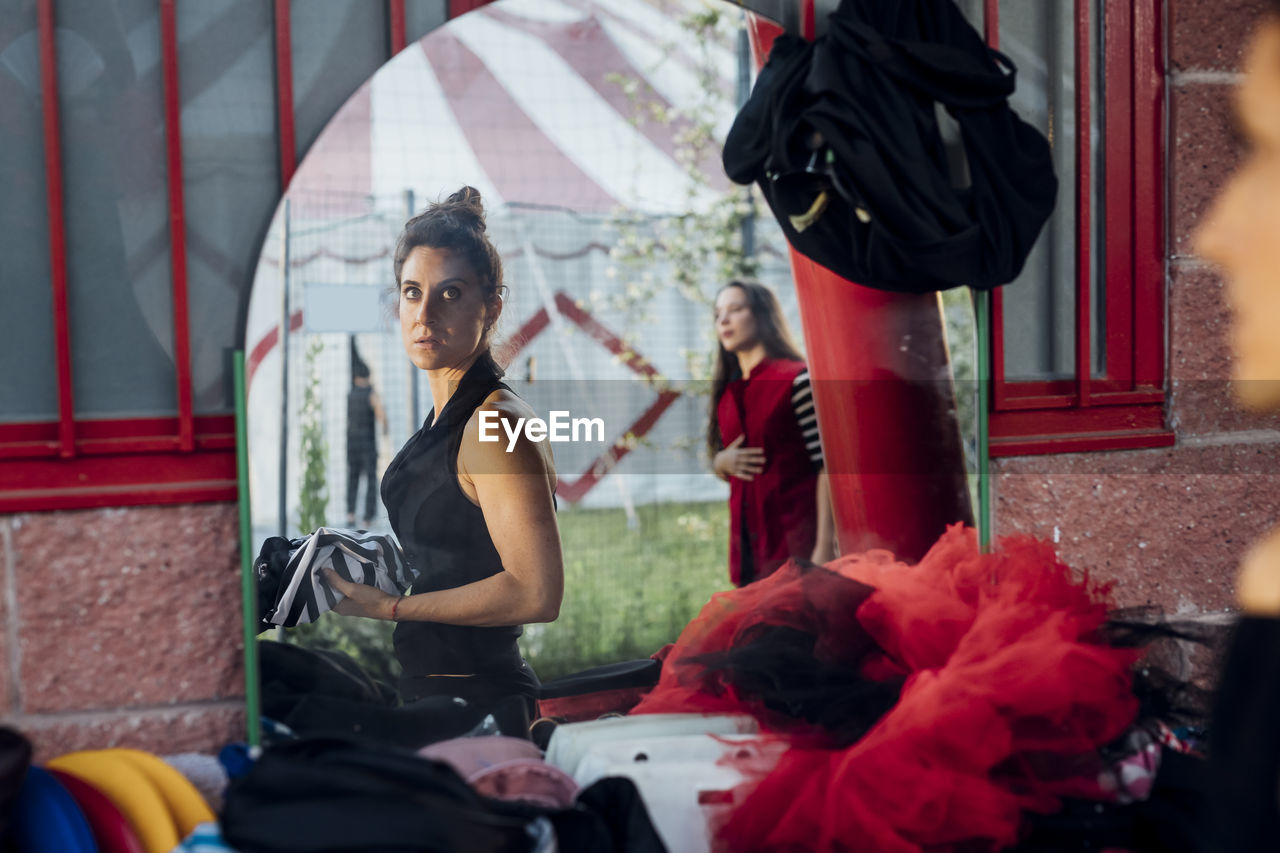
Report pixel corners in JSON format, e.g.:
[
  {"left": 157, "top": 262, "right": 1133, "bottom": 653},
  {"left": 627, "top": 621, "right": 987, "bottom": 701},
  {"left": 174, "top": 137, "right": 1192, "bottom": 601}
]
[
  {"left": 714, "top": 435, "right": 766, "bottom": 481},
  {"left": 320, "top": 567, "right": 398, "bottom": 620}
]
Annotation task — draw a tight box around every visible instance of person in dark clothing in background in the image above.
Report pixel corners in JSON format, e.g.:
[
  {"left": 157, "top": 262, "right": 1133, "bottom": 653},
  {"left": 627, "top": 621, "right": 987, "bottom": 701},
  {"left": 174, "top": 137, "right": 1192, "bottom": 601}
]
[{"left": 346, "top": 357, "right": 387, "bottom": 528}]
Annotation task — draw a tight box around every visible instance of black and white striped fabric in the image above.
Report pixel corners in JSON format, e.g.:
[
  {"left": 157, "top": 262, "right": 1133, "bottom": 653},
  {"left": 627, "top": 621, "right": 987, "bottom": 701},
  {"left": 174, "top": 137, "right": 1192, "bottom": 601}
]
[
  {"left": 791, "top": 370, "right": 825, "bottom": 470},
  {"left": 261, "top": 528, "right": 417, "bottom": 628}
]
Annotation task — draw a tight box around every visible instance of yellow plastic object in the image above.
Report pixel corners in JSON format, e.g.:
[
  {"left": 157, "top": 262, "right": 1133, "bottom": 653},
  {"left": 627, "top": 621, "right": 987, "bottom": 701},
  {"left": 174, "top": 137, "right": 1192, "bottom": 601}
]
[
  {"left": 108, "top": 749, "right": 214, "bottom": 836},
  {"left": 46, "top": 751, "right": 180, "bottom": 853}
]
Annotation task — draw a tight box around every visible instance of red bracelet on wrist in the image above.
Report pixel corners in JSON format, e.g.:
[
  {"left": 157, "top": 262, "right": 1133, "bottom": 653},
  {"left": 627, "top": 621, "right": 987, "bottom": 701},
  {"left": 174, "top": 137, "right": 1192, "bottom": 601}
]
[{"left": 390, "top": 597, "right": 401, "bottom": 622}]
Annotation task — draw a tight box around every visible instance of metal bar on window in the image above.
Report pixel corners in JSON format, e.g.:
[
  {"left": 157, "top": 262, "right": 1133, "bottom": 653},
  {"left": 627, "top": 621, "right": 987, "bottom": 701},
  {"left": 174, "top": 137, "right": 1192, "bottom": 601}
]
[
  {"left": 1074, "top": 0, "right": 1092, "bottom": 406},
  {"left": 1131, "top": 0, "right": 1164, "bottom": 388},
  {"left": 160, "top": 0, "right": 195, "bottom": 452},
  {"left": 274, "top": 0, "right": 297, "bottom": 189},
  {"left": 389, "top": 0, "right": 407, "bottom": 55},
  {"left": 448, "top": 1, "right": 492, "bottom": 20},
  {"left": 1103, "top": 0, "right": 1133, "bottom": 386},
  {"left": 38, "top": 0, "right": 75, "bottom": 458}
]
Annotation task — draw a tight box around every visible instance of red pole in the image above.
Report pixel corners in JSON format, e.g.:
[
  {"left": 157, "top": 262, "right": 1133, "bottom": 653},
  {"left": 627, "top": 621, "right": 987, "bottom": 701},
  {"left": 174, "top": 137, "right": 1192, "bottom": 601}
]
[
  {"left": 273, "top": 0, "right": 297, "bottom": 189},
  {"left": 389, "top": 0, "right": 407, "bottom": 55},
  {"left": 160, "top": 0, "right": 195, "bottom": 452},
  {"left": 38, "top": 0, "right": 75, "bottom": 458},
  {"left": 747, "top": 8, "right": 973, "bottom": 561}
]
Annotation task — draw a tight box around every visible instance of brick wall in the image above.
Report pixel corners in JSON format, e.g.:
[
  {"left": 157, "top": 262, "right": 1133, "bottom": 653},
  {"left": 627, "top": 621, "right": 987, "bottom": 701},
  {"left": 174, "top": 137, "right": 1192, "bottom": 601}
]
[
  {"left": 1, "top": 505, "right": 245, "bottom": 762},
  {"left": 993, "top": 0, "right": 1280, "bottom": 615}
]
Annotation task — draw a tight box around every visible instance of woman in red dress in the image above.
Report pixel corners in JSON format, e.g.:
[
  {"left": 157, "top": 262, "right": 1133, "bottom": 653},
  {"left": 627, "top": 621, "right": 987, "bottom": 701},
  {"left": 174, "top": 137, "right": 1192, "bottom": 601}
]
[{"left": 708, "top": 280, "right": 836, "bottom": 586}]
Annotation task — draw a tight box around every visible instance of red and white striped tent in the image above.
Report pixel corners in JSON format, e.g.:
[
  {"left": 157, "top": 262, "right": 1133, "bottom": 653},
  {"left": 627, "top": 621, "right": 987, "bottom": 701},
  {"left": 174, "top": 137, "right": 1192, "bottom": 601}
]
[
  {"left": 293, "top": 0, "right": 737, "bottom": 214},
  {"left": 245, "top": 0, "right": 797, "bottom": 535}
]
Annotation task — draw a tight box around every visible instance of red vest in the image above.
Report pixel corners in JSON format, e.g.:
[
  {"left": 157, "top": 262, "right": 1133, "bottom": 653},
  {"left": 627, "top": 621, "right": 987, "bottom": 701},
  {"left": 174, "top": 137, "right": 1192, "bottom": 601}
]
[{"left": 717, "top": 358, "right": 818, "bottom": 586}]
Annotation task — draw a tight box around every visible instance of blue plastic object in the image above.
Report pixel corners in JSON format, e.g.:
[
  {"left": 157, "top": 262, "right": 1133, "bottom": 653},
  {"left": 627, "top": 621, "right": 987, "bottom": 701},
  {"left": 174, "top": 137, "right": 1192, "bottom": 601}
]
[
  {"left": 12, "top": 766, "right": 100, "bottom": 853},
  {"left": 217, "top": 743, "right": 257, "bottom": 780}
]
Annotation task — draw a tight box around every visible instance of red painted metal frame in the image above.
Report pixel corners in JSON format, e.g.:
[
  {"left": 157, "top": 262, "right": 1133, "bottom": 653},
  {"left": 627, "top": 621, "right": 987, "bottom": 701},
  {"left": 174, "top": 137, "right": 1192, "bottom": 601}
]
[
  {"left": 0, "top": 451, "right": 237, "bottom": 514},
  {"left": 448, "top": 0, "right": 494, "bottom": 20},
  {"left": 1074, "top": 0, "right": 1092, "bottom": 407},
  {"left": 987, "top": 0, "right": 1170, "bottom": 456},
  {"left": 38, "top": 0, "right": 74, "bottom": 459},
  {"left": 274, "top": 0, "right": 297, "bottom": 189},
  {"left": 0, "top": 416, "right": 236, "bottom": 459},
  {"left": 389, "top": 0, "right": 407, "bottom": 54},
  {"left": 161, "top": 0, "right": 195, "bottom": 452},
  {"left": 1104, "top": 0, "right": 1134, "bottom": 385},
  {"left": 2, "top": 1, "right": 241, "bottom": 511},
  {"left": 7, "top": 0, "right": 1170, "bottom": 510},
  {"left": 990, "top": 403, "right": 1171, "bottom": 450},
  {"left": 1131, "top": 0, "right": 1165, "bottom": 389}
]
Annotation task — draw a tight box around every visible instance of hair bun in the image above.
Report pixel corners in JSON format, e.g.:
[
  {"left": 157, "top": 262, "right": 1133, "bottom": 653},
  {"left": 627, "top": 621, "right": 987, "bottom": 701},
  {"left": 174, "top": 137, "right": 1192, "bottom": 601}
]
[{"left": 444, "top": 186, "right": 486, "bottom": 230}]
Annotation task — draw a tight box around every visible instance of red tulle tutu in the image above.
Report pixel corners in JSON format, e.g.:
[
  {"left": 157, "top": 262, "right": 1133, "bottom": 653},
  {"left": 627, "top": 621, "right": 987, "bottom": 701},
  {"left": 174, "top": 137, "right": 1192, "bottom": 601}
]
[{"left": 631, "top": 525, "right": 1140, "bottom": 852}]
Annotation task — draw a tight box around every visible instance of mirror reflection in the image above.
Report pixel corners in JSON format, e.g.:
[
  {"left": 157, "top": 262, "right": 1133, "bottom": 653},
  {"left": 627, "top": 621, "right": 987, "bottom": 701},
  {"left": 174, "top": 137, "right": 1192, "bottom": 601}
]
[{"left": 244, "top": 0, "right": 980, "bottom": 740}]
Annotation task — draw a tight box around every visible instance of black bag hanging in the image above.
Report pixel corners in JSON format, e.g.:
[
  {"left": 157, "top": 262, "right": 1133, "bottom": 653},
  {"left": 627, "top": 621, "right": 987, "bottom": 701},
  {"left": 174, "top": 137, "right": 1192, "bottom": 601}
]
[{"left": 723, "top": 0, "right": 1057, "bottom": 293}]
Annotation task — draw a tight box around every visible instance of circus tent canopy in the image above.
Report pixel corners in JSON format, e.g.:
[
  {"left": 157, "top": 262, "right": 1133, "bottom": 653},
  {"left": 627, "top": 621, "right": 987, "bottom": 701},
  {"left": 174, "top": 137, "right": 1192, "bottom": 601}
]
[{"left": 288, "top": 0, "right": 741, "bottom": 217}]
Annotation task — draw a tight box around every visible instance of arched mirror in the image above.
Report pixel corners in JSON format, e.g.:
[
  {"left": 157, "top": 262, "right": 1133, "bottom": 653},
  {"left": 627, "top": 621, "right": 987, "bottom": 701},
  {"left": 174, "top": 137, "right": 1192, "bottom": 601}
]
[{"left": 243, "top": 0, "right": 981, "bottom": 731}]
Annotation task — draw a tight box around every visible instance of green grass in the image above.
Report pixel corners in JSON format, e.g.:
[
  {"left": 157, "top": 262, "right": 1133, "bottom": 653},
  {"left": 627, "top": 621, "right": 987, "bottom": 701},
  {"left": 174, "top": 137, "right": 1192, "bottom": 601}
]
[
  {"left": 521, "top": 499, "right": 732, "bottom": 680},
  {"left": 276, "top": 499, "right": 732, "bottom": 686}
]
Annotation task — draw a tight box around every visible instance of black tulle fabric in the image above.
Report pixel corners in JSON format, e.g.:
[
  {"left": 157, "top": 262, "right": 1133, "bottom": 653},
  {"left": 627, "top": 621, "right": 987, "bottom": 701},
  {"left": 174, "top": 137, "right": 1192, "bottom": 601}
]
[{"left": 632, "top": 525, "right": 1212, "bottom": 851}]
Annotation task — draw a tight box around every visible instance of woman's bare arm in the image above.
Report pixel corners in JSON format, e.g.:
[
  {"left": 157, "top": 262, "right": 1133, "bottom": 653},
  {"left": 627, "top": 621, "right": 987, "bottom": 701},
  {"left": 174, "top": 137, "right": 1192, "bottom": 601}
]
[
  {"left": 324, "top": 393, "right": 563, "bottom": 626},
  {"left": 810, "top": 469, "right": 838, "bottom": 564}
]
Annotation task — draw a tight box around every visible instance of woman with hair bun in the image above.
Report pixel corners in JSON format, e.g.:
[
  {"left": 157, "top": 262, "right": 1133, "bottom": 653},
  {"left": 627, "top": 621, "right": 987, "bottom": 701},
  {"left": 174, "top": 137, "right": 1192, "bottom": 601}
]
[
  {"left": 322, "top": 187, "right": 562, "bottom": 716},
  {"left": 709, "top": 279, "right": 836, "bottom": 586}
]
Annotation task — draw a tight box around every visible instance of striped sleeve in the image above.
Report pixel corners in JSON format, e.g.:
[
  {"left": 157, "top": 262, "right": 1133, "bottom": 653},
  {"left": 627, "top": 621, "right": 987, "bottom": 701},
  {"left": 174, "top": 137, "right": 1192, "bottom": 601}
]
[
  {"left": 263, "top": 527, "right": 416, "bottom": 628},
  {"left": 791, "top": 370, "right": 824, "bottom": 470}
]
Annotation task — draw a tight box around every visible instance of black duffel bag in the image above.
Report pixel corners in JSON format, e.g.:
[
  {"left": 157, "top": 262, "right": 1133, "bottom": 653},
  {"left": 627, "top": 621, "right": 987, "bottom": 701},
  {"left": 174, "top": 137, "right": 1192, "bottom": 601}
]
[
  {"left": 220, "top": 737, "right": 540, "bottom": 852},
  {"left": 221, "top": 737, "right": 668, "bottom": 853},
  {"left": 723, "top": 0, "right": 1057, "bottom": 293}
]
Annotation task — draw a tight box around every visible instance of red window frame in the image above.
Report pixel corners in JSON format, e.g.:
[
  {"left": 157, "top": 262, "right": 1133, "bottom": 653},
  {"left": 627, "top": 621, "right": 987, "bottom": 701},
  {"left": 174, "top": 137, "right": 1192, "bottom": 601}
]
[
  {"left": 2, "top": 0, "right": 1163, "bottom": 512},
  {"left": 986, "top": 0, "right": 1172, "bottom": 456},
  {"left": 0, "top": 0, "right": 411, "bottom": 514}
]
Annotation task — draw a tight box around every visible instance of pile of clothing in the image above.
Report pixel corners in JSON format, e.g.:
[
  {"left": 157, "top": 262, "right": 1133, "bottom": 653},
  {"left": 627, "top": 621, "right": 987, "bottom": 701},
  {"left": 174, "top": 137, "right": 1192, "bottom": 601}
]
[{"left": 627, "top": 525, "right": 1215, "bottom": 852}]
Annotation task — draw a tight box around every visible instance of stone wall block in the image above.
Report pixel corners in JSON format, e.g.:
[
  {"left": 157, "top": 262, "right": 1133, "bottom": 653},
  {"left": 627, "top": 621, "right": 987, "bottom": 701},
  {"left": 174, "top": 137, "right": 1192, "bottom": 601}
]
[
  {"left": 993, "top": 443, "right": 1280, "bottom": 614},
  {"left": 1171, "top": 0, "right": 1271, "bottom": 71},
  {"left": 12, "top": 504, "right": 245, "bottom": 714},
  {"left": 1171, "top": 84, "right": 1246, "bottom": 256},
  {"left": 1167, "top": 263, "right": 1280, "bottom": 434},
  {"left": 22, "top": 704, "right": 245, "bottom": 765}
]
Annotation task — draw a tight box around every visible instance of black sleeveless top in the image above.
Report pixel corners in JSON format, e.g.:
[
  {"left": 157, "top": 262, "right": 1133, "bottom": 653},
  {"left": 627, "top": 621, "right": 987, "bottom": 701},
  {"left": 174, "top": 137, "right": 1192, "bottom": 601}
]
[
  {"left": 346, "top": 384, "right": 376, "bottom": 453},
  {"left": 380, "top": 355, "right": 534, "bottom": 688}
]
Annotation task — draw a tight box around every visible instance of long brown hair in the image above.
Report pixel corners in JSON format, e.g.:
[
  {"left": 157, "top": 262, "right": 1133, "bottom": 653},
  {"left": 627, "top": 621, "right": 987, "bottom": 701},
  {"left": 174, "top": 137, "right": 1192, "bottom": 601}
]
[{"left": 705, "top": 280, "right": 804, "bottom": 462}]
